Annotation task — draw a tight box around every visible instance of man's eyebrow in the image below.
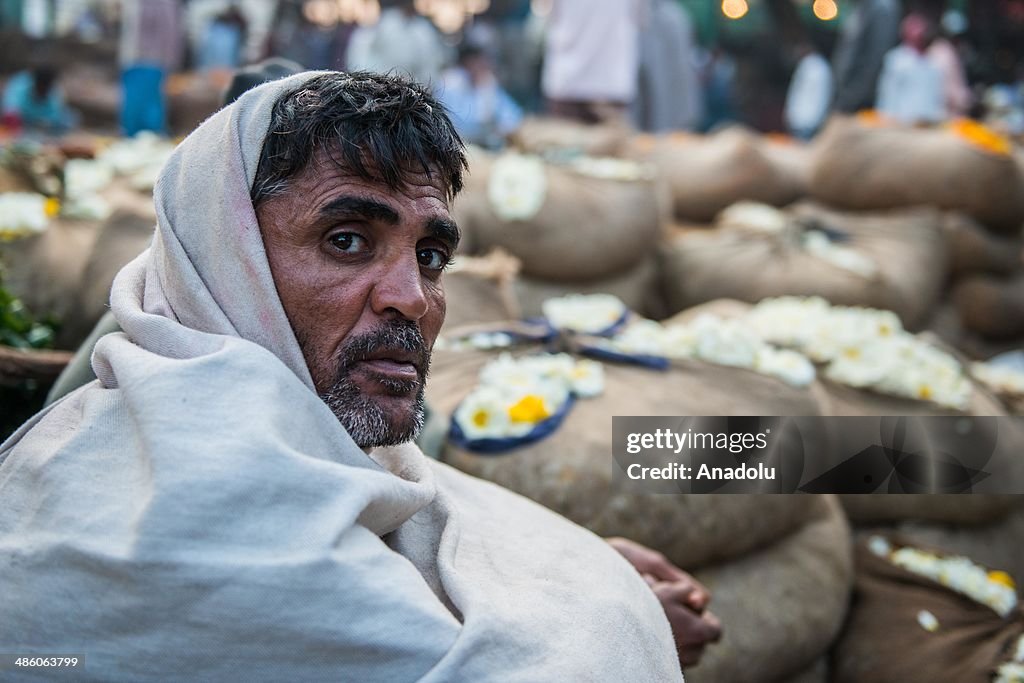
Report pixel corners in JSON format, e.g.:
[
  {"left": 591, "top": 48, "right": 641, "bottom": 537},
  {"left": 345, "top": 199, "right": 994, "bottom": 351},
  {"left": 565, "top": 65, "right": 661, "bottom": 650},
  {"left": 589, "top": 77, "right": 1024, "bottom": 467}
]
[
  {"left": 319, "top": 196, "right": 400, "bottom": 224},
  {"left": 428, "top": 217, "right": 461, "bottom": 249}
]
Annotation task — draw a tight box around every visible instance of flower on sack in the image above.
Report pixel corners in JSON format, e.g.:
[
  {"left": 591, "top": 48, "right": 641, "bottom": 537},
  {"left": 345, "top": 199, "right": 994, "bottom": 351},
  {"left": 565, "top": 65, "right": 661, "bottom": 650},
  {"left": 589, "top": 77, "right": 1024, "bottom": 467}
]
[
  {"left": 802, "top": 230, "right": 879, "bottom": 278},
  {"left": 971, "top": 362, "right": 1024, "bottom": 395},
  {"left": 454, "top": 385, "right": 514, "bottom": 440},
  {"left": 916, "top": 610, "right": 940, "bottom": 633},
  {"left": 718, "top": 201, "right": 789, "bottom": 234},
  {"left": 690, "top": 315, "right": 761, "bottom": 369},
  {"left": 994, "top": 662, "right": 1024, "bottom": 683},
  {"left": 542, "top": 293, "right": 628, "bottom": 334},
  {"left": 988, "top": 570, "right": 1017, "bottom": 590},
  {"left": 0, "top": 192, "right": 51, "bottom": 239},
  {"left": 487, "top": 153, "right": 548, "bottom": 221},
  {"left": 98, "top": 131, "right": 176, "bottom": 176},
  {"left": 569, "top": 359, "right": 605, "bottom": 398},
  {"left": 62, "top": 194, "right": 111, "bottom": 221},
  {"left": 63, "top": 158, "right": 113, "bottom": 199},
  {"left": 948, "top": 118, "right": 1012, "bottom": 156},
  {"left": 568, "top": 156, "right": 653, "bottom": 182},
  {"left": 888, "top": 547, "right": 1018, "bottom": 618},
  {"left": 508, "top": 394, "right": 552, "bottom": 423},
  {"left": 754, "top": 347, "right": 816, "bottom": 387}
]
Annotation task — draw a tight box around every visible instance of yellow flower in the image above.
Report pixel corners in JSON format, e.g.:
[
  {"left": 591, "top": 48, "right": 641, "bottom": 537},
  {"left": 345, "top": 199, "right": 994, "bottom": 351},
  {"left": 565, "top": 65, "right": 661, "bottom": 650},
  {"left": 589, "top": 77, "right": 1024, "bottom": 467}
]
[
  {"left": 949, "top": 119, "right": 1012, "bottom": 156},
  {"left": 472, "top": 409, "right": 490, "bottom": 429},
  {"left": 989, "top": 570, "right": 1017, "bottom": 590},
  {"left": 917, "top": 385, "right": 933, "bottom": 401},
  {"left": 43, "top": 197, "right": 61, "bottom": 217},
  {"left": 508, "top": 394, "right": 551, "bottom": 424}
]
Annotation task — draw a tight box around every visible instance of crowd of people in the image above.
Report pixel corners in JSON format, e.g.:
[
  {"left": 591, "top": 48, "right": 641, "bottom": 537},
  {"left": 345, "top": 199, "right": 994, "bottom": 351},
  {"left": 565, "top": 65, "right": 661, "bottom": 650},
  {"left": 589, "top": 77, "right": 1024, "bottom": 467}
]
[{"left": 1, "top": 0, "right": 1020, "bottom": 144}]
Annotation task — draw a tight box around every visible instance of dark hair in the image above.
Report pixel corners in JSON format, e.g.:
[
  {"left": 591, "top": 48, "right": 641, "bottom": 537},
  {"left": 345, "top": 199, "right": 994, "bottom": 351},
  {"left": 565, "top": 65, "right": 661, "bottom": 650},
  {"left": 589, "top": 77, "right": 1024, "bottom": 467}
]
[{"left": 251, "top": 72, "right": 467, "bottom": 206}]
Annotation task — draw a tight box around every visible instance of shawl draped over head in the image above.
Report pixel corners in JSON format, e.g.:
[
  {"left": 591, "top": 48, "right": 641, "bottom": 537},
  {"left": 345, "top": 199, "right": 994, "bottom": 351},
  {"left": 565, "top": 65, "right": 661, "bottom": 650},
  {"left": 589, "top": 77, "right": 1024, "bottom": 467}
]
[{"left": 0, "top": 73, "right": 681, "bottom": 682}]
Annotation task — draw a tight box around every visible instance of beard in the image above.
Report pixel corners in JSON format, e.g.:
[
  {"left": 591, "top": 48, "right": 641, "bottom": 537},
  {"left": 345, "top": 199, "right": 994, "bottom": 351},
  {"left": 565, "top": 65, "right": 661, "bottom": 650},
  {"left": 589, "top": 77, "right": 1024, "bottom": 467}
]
[{"left": 312, "top": 320, "right": 431, "bottom": 449}]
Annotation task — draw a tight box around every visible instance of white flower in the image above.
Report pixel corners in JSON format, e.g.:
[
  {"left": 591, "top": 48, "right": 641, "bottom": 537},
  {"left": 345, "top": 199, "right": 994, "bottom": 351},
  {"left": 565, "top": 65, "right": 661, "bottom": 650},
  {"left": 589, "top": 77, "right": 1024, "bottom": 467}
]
[
  {"left": 487, "top": 153, "right": 547, "bottom": 221},
  {"left": 62, "top": 194, "right": 111, "bottom": 221},
  {"left": 971, "top": 362, "right": 1024, "bottom": 395},
  {"left": 98, "top": 131, "right": 176, "bottom": 176},
  {"left": 802, "top": 230, "right": 879, "bottom": 278},
  {"left": 994, "top": 662, "right": 1024, "bottom": 683},
  {"left": 867, "top": 535, "right": 893, "bottom": 558},
  {"left": 890, "top": 547, "right": 1018, "bottom": 618},
  {"left": 916, "top": 610, "right": 940, "bottom": 632},
  {"left": 754, "top": 347, "right": 816, "bottom": 387},
  {"left": 454, "top": 385, "right": 516, "bottom": 439},
  {"left": 0, "top": 192, "right": 51, "bottom": 236},
  {"left": 718, "top": 201, "right": 789, "bottom": 233},
  {"left": 569, "top": 359, "right": 604, "bottom": 398},
  {"left": 690, "top": 315, "right": 761, "bottom": 369},
  {"left": 568, "top": 156, "right": 653, "bottom": 181},
  {"left": 542, "top": 293, "right": 627, "bottom": 334},
  {"left": 63, "top": 158, "right": 113, "bottom": 199}
]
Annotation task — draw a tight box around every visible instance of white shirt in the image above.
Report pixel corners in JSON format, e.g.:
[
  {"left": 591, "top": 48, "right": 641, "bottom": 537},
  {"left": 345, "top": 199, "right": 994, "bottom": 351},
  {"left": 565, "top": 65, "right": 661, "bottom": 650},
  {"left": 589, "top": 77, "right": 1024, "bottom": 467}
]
[
  {"left": 541, "top": 0, "right": 645, "bottom": 103},
  {"left": 785, "top": 52, "right": 832, "bottom": 135},
  {"left": 876, "top": 45, "right": 945, "bottom": 124}
]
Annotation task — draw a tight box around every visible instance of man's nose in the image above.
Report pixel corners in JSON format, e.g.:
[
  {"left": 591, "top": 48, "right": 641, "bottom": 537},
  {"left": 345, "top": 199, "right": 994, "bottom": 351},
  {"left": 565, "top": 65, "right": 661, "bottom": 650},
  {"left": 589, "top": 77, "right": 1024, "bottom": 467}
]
[{"left": 369, "top": 253, "right": 430, "bottom": 321}]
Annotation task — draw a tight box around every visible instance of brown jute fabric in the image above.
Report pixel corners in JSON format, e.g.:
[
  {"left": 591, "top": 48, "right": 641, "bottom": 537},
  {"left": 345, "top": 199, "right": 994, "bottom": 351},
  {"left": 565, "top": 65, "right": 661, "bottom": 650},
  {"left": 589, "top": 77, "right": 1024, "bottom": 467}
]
[{"left": 833, "top": 535, "right": 1024, "bottom": 683}]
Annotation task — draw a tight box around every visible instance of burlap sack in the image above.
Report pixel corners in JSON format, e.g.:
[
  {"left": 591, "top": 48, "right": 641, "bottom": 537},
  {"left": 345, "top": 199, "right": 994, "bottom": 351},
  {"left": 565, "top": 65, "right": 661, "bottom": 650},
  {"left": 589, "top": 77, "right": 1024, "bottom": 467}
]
[
  {"left": 944, "top": 212, "right": 1023, "bottom": 277},
  {"left": 514, "top": 256, "right": 665, "bottom": 320},
  {"left": 779, "top": 658, "right": 827, "bottom": 683},
  {"left": 841, "top": 495, "right": 1022, "bottom": 526},
  {"left": 640, "top": 128, "right": 804, "bottom": 223},
  {"left": 452, "top": 150, "right": 666, "bottom": 282},
  {"left": 441, "top": 251, "right": 521, "bottom": 332},
  {"left": 658, "top": 203, "right": 948, "bottom": 329},
  {"left": 426, "top": 343, "right": 826, "bottom": 570},
  {"left": 953, "top": 273, "right": 1024, "bottom": 340},
  {"left": 509, "top": 117, "right": 631, "bottom": 157},
  {"left": 686, "top": 495, "right": 853, "bottom": 683},
  {"left": 925, "top": 300, "right": 1024, "bottom": 361},
  {"left": 760, "top": 136, "right": 815, "bottom": 199},
  {"left": 810, "top": 117, "right": 1024, "bottom": 234},
  {"left": 860, "top": 501, "right": 1024, "bottom": 595},
  {"left": 833, "top": 536, "right": 1024, "bottom": 683}
]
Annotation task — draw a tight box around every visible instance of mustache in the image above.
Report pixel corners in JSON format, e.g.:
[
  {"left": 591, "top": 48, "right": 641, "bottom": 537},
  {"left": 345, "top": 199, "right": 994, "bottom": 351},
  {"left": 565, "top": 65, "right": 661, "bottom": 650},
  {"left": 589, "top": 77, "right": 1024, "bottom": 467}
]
[{"left": 335, "top": 319, "right": 430, "bottom": 375}]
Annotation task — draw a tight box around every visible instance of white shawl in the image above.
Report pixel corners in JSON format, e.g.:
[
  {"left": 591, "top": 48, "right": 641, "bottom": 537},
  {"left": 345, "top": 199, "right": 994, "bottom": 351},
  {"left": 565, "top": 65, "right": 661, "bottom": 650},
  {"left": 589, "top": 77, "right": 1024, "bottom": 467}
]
[{"left": 0, "top": 73, "right": 681, "bottom": 682}]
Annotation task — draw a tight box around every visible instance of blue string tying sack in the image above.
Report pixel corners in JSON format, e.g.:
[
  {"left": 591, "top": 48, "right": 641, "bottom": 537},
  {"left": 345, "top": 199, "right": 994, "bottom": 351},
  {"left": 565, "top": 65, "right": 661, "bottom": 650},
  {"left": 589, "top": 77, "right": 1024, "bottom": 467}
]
[{"left": 448, "top": 395, "right": 576, "bottom": 455}]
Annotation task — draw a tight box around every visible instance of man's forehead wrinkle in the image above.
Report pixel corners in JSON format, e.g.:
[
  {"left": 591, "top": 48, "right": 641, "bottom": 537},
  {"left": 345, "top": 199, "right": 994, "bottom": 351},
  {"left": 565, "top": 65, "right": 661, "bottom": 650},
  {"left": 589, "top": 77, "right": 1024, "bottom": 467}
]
[{"left": 319, "top": 195, "right": 401, "bottom": 224}]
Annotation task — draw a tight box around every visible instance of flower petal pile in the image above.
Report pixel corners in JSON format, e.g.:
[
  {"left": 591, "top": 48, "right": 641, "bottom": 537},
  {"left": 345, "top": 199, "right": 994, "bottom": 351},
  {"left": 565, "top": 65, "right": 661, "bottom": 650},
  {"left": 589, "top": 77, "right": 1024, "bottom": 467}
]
[
  {"left": 454, "top": 353, "right": 603, "bottom": 441},
  {"left": 0, "top": 192, "right": 51, "bottom": 239},
  {"left": 748, "top": 297, "right": 970, "bottom": 409},
  {"left": 487, "top": 153, "right": 548, "bottom": 221},
  {"left": 542, "top": 293, "right": 628, "bottom": 335},
  {"left": 868, "top": 536, "right": 1019, "bottom": 618}
]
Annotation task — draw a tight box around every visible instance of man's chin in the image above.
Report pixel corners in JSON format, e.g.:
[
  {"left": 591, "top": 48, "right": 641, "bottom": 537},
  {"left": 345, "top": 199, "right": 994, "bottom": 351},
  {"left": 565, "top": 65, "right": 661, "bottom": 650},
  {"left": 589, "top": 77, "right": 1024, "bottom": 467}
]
[{"left": 320, "top": 383, "right": 425, "bottom": 449}]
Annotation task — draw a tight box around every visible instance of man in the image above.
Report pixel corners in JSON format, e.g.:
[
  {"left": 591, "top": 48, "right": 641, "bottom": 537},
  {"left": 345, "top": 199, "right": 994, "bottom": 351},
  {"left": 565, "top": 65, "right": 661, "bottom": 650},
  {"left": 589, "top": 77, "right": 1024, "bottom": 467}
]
[
  {"left": 118, "top": 0, "right": 183, "bottom": 135},
  {"left": 831, "top": 0, "right": 901, "bottom": 114},
  {"left": 542, "top": 0, "right": 644, "bottom": 125},
  {"left": 0, "top": 72, "right": 718, "bottom": 680},
  {"left": 437, "top": 44, "right": 523, "bottom": 149},
  {"left": 346, "top": 0, "right": 447, "bottom": 86},
  {"left": 876, "top": 13, "right": 944, "bottom": 125}
]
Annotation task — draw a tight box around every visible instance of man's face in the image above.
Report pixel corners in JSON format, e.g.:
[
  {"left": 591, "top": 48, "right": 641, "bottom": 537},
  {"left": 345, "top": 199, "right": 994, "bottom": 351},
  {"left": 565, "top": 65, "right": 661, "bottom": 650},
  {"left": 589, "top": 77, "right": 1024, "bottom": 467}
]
[{"left": 256, "top": 151, "right": 457, "bottom": 448}]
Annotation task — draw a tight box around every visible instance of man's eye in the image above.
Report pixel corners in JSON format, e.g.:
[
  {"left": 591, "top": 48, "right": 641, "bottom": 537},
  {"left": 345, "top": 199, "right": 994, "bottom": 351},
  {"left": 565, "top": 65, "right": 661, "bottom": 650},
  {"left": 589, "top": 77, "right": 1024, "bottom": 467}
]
[
  {"left": 417, "top": 248, "right": 449, "bottom": 270},
  {"left": 329, "top": 233, "right": 367, "bottom": 253}
]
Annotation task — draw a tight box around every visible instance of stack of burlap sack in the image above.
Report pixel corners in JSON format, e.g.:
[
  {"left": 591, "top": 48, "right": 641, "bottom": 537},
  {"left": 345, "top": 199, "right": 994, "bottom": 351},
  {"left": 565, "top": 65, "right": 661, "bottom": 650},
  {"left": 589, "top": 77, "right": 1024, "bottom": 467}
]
[
  {"left": 451, "top": 144, "right": 670, "bottom": 319},
  {"left": 1, "top": 141, "right": 160, "bottom": 349},
  {"left": 808, "top": 115, "right": 1024, "bottom": 354},
  {"left": 435, "top": 271, "right": 1024, "bottom": 680}
]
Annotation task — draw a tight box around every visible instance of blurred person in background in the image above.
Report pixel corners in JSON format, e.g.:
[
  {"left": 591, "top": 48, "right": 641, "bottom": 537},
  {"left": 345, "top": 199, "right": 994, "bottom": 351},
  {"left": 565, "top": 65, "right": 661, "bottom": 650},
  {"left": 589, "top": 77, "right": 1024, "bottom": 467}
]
[
  {"left": 876, "top": 12, "right": 944, "bottom": 124},
  {"left": 634, "top": 0, "right": 703, "bottom": 133},
  {"left": 346, "top": 0, "right": 447, "bottom": 86},
  {"left": 927, "top": 9, "right": 972, "bottom": 119},
  {"left": 119, "top": 0, "right": 184, "bottom": 136},
  {"left": 700, "top": 46, "right": 738, "bottom": 131},
  {"left": 831, "top": 0, "right": 901, "bottom": 113},
  {"left": 1, "top": 60, "right": 76, "bottom": 132},
  {"left": 437, "top": 44, "right": 523, "bottom": 149},
  {"left": 541, "top": 0, "right": 644, "bottom": 125},
  {"left": 784, "top": 36, "right": 832, "bottom": 139},
  {"left": 198, "top": 4, "right": 248, "bottom": 72}
]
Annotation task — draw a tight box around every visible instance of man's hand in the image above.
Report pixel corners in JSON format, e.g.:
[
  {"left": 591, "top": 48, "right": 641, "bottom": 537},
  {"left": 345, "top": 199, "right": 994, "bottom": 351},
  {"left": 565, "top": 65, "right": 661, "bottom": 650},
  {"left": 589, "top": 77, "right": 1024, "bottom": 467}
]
[{"left": 607, "top": 537, "right": 722, "bottom": 669}]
